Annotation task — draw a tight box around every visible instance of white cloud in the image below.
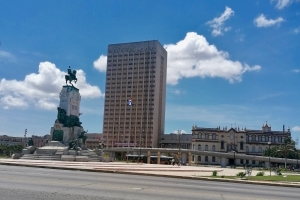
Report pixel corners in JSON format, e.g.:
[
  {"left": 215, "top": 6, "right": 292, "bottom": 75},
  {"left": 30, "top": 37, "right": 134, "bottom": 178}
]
[
  {"left": 0, "top": 61, "right": 104, "bottom": 110},
  {"left": 291, "top": 69, "right": 300, "bottom": 73},
  {"left": 254, "top": 14, "right": 284, "bottom": 28},
  {"left": 0, "top": 95, "right": 28, "bottom": 109},
  {"left": 164, "top": 32, "right": 261, "bottom": 85},
  {"left": 293, "top": 27, "right": 300, "bottom": 34},
  {"left": 206, "top": 6, "right": 234, "bottom": 36},
  {"left": 168, "top": 88, "right": 182, "bottom": 95},
  {"left": 36, "top": 99, "right": 57, "bottom": 110},
  {"left": 0, "top": 50, "right": 15, "bottom": 62},
  {"left": 93, "top": 55, "right": 107, "bottom": 72},
  {"left": 172, "top": 130, "right": 187, "bottom": 134},
  {"left": 274, "top": 0, "right": 292, "bottom": 9},
  {"left": 292, "top": 126, "right": 300, "bottom": 131}
]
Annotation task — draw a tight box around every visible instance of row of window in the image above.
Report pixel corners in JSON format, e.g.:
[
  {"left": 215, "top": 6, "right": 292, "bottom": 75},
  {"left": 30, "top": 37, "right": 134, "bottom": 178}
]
[
  {"left": 193, "top": 144, "right": 216, "bottom": 151},
  {"left": 192, "top": 156, "right": 216, "bottom": 162},
  {"left": 108, "top": 57, "right": 156, "bottom": 61},
  {"left": 108, "top": 52, "right": 157, "bottom": 57},
  {"left": 192, "top": 156, "right": 258, "bottom": 165},
  {"left": 246, "top": 135, "right": 283, "bottom": 143},
  {"left": 195, "top": 134, "right": 217, "bottom": 140},
  {"left": 246, "top": 146, "right": 266, "bottom": 153}
]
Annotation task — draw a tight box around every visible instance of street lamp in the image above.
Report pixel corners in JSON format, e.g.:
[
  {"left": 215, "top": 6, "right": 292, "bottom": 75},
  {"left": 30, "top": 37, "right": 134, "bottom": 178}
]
[
  {"left": 296, "top": 150, "right": 299, "bottom": 169},
  {"left": 139, "top": 137, "right": 143, "bottom": 163},
  {"left": 268, "top": 141, "right": 271, "bottom": 176},
  {"left": 232, "top": 150, "right": 236, "bottom": 168},
  {"left": 178, "top": 130, "right": 181, "bottom": 164}
]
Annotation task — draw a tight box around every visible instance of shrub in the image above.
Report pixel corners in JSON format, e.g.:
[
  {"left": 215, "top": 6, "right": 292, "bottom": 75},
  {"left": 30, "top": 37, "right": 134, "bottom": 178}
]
[
  {"left": 221, "top": 175, "right": 225, "bottom": 178},
  {"left": 256, "top": 171, "right": 264, "bottom": 176},
  {"left": 236, "top": 172, "right": 246, "bottom": 178},
  {"left": 212, "top": 170, "right": 218, "bottom": 176}
]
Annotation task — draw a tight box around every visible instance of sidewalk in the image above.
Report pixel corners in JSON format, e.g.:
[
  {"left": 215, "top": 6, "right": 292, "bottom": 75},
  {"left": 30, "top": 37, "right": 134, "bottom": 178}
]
[{"left": 0, "top": 159, "right": 299, "bottom": 188}]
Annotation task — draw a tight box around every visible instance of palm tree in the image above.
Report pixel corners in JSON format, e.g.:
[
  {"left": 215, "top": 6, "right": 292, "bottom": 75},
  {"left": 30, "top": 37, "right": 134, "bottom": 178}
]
[{"left": 278, "top": 137, "right": 295, "bottom": 168}]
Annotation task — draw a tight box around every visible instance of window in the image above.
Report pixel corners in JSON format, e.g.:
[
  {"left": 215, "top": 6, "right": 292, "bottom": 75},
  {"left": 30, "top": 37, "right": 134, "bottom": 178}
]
[
  {"left": 265, "top": 136, "right": 269, "bottom": 142},
  {"left": 246, "top": 135, "right": 249, "bottom": 141},
  {"left": 240, "top": 159, "right": 244, "bottom": 164},
  {"left": 212, "top": 156, "right": 215, "bottom": 162},
  {"left": 252, "top": 146, "right": 255, "bottom": 153},
  {"left": 212, "top": 134, "right": 216, "bottom": 140},
  {"left": 197, "top": 156, "right": 201, "bottom": 162},
  {"left": 258, "top": 147, "right": 262, "bottom": 153},
  {"left": 221, "top": 141, "right": 224, "bottom": 149},
  {"left": 192, "top": 144, "right": 195, "bottom": 150},
  {"left": 192, "top": 155, "right": 194, "bottom": 161},
  {"left": 205, "top": 156, "right": 208, "bottom": 162},
  {"left": 240, "top": 142, "right": 244, "bottom": 150},
  {"left": 271, "top": 136, "right": 275, "bottom": 142},
  {"left": 252, "top": 160, "right": 256, "bottom": 165},
  {"left": 198, "top": 134, "right": 201, "bottom": 139},
  {"left": 246, "top": 146, "right": 249, "bottom": 153},
  {"left": 212, "top": 145, "right": 215, "bottom": 151},
  {"left": 251, "top": 135, "right": 256, "bottom": 142},
  {"left": 205, "top": 145, "right": 208, "bottom": 151},
  {"left": 205, "top": 134, "right": 209, "bottom": 139},
  {"left": 198, "top": 145, "right": 201, "bottom": 151}
]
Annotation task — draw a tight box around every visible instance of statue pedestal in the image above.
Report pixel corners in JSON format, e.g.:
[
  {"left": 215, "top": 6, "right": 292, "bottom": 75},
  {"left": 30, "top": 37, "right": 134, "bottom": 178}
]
[{"left": 50, "top": 121, "right": 84, "bottom": 146}]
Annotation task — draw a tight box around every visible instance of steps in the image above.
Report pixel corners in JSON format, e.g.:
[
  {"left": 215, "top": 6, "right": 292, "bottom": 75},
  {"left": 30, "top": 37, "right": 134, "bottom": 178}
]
[
  {"left": 20, "top": 154, "right": 61, "bottom": 161},
  {"left": 81, "top": 150, "right": 100, "bottom": 162}
]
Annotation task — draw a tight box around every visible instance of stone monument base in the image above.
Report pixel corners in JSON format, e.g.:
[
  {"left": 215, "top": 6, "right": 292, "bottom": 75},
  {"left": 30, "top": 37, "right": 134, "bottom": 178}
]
[{"left": 19, "top": 141, "right": 101, "bottom": 162}]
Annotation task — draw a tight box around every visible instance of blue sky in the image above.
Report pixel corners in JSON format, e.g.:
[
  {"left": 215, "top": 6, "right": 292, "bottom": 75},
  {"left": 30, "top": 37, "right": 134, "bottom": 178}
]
[{"left": 0, "top": 0, "right": 299, "bottom": 144}]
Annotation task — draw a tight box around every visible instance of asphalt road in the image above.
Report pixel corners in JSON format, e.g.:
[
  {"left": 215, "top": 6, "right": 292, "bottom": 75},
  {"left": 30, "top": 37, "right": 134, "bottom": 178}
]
[{"left": 0, "top": 165, "right": 298, "bottom": 200}]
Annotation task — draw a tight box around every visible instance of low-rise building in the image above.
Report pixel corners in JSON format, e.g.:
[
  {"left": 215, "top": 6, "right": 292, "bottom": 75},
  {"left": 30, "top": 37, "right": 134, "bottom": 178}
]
[
  {"left": 159, "top": 133, "right": 192, "bottom": 149},
  {"left": 85, "top": 133, "right": 102, "bottom": 149},
  {"left": 191, "top": 123, "right": 291, "bottom": 166},
  {"left": 0, "top": 135, "right": 24, "bottom": 146},
  {"left": 31, "top": 135, "right": 49, "bottom": 147}
]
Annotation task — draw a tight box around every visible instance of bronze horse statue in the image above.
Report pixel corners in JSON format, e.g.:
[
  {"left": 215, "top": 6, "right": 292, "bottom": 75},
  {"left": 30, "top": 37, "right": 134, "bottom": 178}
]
[{"left": 65, "top": 66, "right": 77, "bottom": 85}]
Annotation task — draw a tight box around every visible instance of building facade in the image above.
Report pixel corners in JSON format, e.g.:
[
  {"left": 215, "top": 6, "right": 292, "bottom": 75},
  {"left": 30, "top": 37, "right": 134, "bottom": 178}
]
[
  {"left": 102, "top": 40, "right": 167, "bottom": 148},
  {"left": 85, "top": 133, "right": 102, "bottom": 149},
  {"left": 0, "top": 135, "right": 24, "bottom": 146},
  {"left": 159, "top": 133, "right": 192, "bottom": 149},
  {"left": 31, "top": 135, "right": 49, "bottom": 147},
  {"left": 191, "top": 123, "right": 291, "bottom": 166}
]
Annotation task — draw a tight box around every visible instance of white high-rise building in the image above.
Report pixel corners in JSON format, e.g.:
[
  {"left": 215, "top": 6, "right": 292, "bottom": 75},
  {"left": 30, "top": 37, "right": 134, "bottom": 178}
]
[{"left": 102, "top": 40, "right": 167, "bottom": 148}]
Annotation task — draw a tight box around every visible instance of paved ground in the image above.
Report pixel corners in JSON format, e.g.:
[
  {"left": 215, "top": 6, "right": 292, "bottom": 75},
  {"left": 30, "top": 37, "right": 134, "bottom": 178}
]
[{"left": 0, "top": 158, "right": 299, "bottom": 188}]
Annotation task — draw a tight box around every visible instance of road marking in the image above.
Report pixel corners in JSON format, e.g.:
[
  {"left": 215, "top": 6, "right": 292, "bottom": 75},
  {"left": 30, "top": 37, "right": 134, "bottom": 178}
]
[{"left": 133, "top": 188, "right": 143, "bottom": 191}]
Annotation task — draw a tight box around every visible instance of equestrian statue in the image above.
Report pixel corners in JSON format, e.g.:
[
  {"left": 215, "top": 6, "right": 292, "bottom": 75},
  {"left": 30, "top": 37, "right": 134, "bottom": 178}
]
[{"left": 65, "top": 66, "right": 77, "bottom": 85}]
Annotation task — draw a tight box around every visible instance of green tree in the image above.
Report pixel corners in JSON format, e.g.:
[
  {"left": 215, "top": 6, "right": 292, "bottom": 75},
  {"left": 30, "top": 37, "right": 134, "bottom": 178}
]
[{"left": 278, "top": 137, "right": 295, "bottom": 168}]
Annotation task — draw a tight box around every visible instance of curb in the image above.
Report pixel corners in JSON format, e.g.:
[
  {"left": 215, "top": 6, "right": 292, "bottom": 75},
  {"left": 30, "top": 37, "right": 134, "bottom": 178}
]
[{"left": 1, "top": 162, "right": 299, "bottom": 188}]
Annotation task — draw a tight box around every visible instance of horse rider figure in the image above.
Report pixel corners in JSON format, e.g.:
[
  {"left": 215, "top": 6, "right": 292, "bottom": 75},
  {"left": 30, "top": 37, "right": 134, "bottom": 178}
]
[{"left": 65, "top": 66, "right": 77, "bottom": 85}]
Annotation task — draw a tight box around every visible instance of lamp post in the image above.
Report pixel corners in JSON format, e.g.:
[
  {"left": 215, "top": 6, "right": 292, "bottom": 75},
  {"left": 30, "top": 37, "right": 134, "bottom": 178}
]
[
  {"left": 296, "top": 150, "right": 299, "bottom": 169},
  {"left": 232, "top": 150, "right": 236, "bottom": 168},
  {"left": 24, "top": 129, "right": 27, "bottom": 147},
  {"left": 139, "top": 137, "right": 143, "bottom": 163},
  {"left": 178, "top": 130, "right": 181, "bottom": 164},
  {"left": 268, "top": 141, "right": 271, "bottom": 176}
]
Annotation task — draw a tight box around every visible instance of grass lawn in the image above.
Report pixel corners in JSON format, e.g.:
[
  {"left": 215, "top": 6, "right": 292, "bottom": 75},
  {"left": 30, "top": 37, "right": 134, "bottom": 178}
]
[
  {"left": 209, "top": 175, "right": 300, "bottom": 182},
  {"left": 247, "top": 175, "right": 300, "bottom": 182}
]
